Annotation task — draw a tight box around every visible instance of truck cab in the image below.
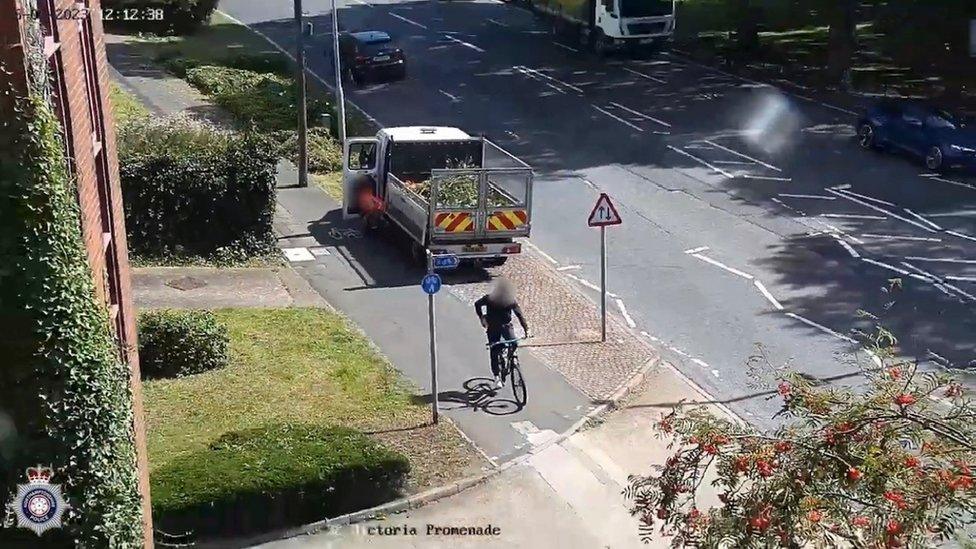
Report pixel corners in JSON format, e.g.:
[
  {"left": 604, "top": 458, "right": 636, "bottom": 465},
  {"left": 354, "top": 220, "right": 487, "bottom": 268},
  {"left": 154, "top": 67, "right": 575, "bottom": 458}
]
[
  {"left": 594, "top": 0, "right": 675, "bottom": 49},
  {"left": 343, "top": 127, "right": 534, "bottom": 264}
]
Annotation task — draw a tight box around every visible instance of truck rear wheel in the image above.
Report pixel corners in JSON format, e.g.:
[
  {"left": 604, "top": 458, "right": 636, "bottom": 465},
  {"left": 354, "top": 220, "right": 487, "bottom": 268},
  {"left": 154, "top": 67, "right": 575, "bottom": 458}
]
[
  {"left": 590, "top": 31, "right": 611, "bottom": 57},
  {"left": 482, "top": 257, "right": 508, "bottom": 268}
]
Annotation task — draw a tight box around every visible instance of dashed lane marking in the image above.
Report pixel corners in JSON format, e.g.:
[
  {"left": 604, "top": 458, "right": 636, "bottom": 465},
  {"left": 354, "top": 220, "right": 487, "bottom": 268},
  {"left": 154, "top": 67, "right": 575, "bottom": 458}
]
[
  {"left": 445, "top": 34, "right": 485, "bottom": 53},
  {"left": 785, "top": 312, "right": 857, "bottom": 344},
  {"left": 860, "top": 233, "right": 942, "bottom": 243},
  {"left": 684, "top": 246, "right": 709, "bottom": 254},
  {"left": 691, "top": 253, "right": 754, "bottom": 280},
  {"left": 615, "top": 298, "right": 636, "bottom": 328},
  {"left": 946, "top": 230, "right": 976, "bottom": 243},
  {"left": 592, "top": 105, "right": 644, "bottom": 133},
  {"left": 622, "top": 67, "right": 666, "bottom": 84},
  {"left": 778, "top": 193, "right": 836, "bottom": 200},
  {"left": 439, "top": 89, "right": 461, "bottom": 102},
  {"left": 487, "top": 18, "right": 508, "bottom": 27},
  {"left": 668, "top": 145, "right": 735, "bottom": 178},
  {"left": 820, "top": 213, "right": 888, "bottom": 220},
  {"left": 389, "top": 12, "right": 428, "bottom": 29},
  {"left": 919, "top": 173, "right": 976, "bottom": 191},
  {"left": 904, "top": 256, "right": 976, "bottom": 265},
  {"left": 553, "top": 42, "right": 580, "bottom": 53},
  {"left": 608, "top": 102, "right": 671, "bottom": 128},
  {"left": 702, "top": 140, "right": 781, "bottom": 172},
  {"left": 753, "top": 280, "right": 784, "bottom": 310},
  {"left": 827, "top": 188, "right": 936, "bottom": 233},
  {"left": 903, "top": 208, "right": 943, "bottom": 231}
]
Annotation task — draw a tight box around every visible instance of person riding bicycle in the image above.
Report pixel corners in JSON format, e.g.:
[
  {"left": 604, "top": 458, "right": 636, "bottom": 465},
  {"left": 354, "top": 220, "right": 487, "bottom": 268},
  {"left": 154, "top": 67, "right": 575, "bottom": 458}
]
[{"left": 475, "top": 278, "right": 530, "bottom": 389}]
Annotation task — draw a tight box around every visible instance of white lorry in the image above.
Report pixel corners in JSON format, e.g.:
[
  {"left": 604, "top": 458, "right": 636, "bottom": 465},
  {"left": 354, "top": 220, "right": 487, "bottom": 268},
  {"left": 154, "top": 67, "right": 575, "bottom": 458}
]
[
  {"left": 526, "top": 0, "right": 675, "bottom": 53},
  {"left": 342, "top": 127, "right": 533, "bottom": 266}
]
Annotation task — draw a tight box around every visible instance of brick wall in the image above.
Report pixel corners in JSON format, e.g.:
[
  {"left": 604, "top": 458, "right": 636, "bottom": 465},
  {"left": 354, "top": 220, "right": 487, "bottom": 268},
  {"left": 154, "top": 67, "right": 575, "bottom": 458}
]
[{"left": 0, "top": 0, "right": 152, "bottom": 545}]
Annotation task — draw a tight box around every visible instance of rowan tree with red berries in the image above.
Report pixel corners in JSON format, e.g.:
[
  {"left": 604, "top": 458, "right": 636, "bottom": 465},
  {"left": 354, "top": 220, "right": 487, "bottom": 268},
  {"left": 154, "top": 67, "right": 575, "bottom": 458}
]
[{"left": 626, "top": 327, "right": 975, "bottom": 548}]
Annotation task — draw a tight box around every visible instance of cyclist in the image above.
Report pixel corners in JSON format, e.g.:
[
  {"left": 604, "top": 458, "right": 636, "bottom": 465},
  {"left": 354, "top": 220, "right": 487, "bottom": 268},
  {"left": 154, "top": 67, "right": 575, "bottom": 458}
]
[{"left": 474, "top": 278, "right": 530, "bottom": 389}]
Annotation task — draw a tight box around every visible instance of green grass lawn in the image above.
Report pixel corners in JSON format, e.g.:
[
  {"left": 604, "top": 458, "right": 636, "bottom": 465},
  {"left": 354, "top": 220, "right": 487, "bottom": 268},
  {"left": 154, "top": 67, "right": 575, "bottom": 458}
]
[
  {"left": 144, "top": 308, "right": 483, "bottom": 494},
  {"left": 109, "top": 83, "right": 151, "bottom": 126}
]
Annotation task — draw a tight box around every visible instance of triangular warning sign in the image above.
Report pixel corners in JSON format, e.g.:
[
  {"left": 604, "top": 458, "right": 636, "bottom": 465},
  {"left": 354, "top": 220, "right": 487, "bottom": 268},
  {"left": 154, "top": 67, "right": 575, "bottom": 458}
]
[{"left": 588, "top": 193, "right": 622, "bottom": 227}]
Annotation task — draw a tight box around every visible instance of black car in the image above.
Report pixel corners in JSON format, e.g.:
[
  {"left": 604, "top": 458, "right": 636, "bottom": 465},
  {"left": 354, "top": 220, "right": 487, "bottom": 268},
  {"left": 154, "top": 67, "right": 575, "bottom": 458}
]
[
  {"left": 337, "top": 31, "right": 406, "bottom": 85},
  {"left": 856, "top": 100, "right": 976, "bottom": 172}
]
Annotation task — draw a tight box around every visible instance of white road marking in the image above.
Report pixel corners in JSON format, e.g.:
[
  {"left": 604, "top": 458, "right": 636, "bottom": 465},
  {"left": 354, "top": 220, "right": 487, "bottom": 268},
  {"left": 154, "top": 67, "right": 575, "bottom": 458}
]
[
  {"left": 282, "top": 247, "right": 315, "bottom": 262},
  {"left": 820, "top": 213, "right": 888, "bottom": 220},
  {"left": 919, "top": 173, "right": 976, "bottom": 191},
  {"left": 623, "top": 67, "right": 666, "bottom": 84},
  {"left": 615, "top": 299, "right": 636, "bottom": 328},
  {"left": 553, "top": 42, "right": 580, "bottom": 53},
  {"left": 860, "top": 233, "right": 943, "bottom": 243},
  {"left": 904, "top": 256, "right": 976, "bottom": 265},
  {"left": 608, "top": 102, "right": 671, "bottom": 128},
  {"left": 445, "top": 34, "right": 485, "bottom": 53},
  {"left": 753, "top": 280, "right": 784, "bottom": 310},
  {"left": 785, "top": 313, "right": 857, "bottom": 344},
  {"left": 684, "top": 246, "right": 709, "bottom": 254},
  {"left": 778, "top": 193, "right": 836, "bottom": 200},
  {"left": 702, "top": 140, "right": 782, "bottom": 172},
  {"left": 439, "top": 89, "right": 461, "bottom": 102},
  {"left": 352, "top": 0, "right": 374, "bottom": 6},
  {"left": 861, "top": 257, "right": 912, "bottom": 276},
  {"left": 691, "top": 253, "right": 754, "bottom": 280},
  {"left": 903, "top": 208, "right": 943, "bottom": 231},
  {"left": 668, "top": 145, "right": 735, "bottom": 178},
  {"left": 818, "top": 101, "right": 859, "bottom": 116},
  {"left": 926, "top": 208, "right": 976, "bottom": 218},
  {"left": 564, "top": 273, "right": 619, "bottom": 298},
  {"left": 946, "top": 230, "right": 976, "bottom": 243},
  {"left": 771, "top": 197, "right": 805, "bottom": 216},
  {"left": 514, "top": 66, "right": 583, "bottom": 94},
  {"left": 592, "top": 105, "right": 644, "bottom": 133},
  {"left": 827, "top": 188, "right": 936, "bottom": 233},
  {"left": 487, "top": 18, "right": 508, "bottom": 27},
  {"left": 946, "top": 275, "right": 976, "bottom": 283},
  {"left": 556, "top": 264, "right": 582, "bottom": 271},
  {"left": 830, "top": 188, "right": 895, "bottom": 206},
  {"left": 523, "top": 240, "right": 558, "bottom": 264},
  {"left": 833, "top": 237, "right": 861, "bottom": 258},
  {"left": 389, "top": 12, "right": 428, "bottom": 29},
  {"left": 690, "top": 358, "right": 708, "bottom": 368},
  {"left": 740, "top": 174, "right": 793, "bottom": 182}
]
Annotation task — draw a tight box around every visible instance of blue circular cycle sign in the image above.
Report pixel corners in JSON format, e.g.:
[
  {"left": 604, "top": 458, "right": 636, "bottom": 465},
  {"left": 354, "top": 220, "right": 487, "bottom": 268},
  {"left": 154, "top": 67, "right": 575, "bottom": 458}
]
[{"left": 421, "top": 274, "right": 442, "bottom": 295}]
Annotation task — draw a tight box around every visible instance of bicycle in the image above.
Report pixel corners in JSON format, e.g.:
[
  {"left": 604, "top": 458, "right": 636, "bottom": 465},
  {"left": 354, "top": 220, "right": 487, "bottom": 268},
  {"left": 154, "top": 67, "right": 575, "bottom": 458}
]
[{"left": 486, "top": 337, "right": 528, "bottom": 406}]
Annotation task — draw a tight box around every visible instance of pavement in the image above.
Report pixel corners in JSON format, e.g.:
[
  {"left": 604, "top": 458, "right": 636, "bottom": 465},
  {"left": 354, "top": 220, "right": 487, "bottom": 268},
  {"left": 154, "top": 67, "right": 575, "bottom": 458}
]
[
  {"left": 132, "top": 267, "right": 328, "bottom": 309},
  {"left": 217, "top": 0, "right": 976, "bottom": 431},
  {"left": 257, "top": 365, "right": 728, "bottom": 549}
]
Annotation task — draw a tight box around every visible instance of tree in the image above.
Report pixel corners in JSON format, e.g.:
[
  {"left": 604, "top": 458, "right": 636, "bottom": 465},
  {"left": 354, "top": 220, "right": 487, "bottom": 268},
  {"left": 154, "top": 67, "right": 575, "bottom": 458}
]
[
  {"left": 825, "top": 0, "right": 859, "bottom": 85},
  {"left": 626, "top": 330, "right": 975, "bottom": 548}
]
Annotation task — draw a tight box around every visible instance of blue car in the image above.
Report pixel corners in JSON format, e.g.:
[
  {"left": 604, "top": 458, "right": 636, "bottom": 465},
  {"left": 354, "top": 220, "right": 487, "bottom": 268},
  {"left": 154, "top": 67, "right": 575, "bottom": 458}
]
[{"left": 856, "top": 100, "right": 976, "bottom": 172}]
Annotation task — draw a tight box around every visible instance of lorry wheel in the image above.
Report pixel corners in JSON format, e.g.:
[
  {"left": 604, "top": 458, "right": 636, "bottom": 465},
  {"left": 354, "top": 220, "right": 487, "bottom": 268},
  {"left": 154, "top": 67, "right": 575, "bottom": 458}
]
[{"left": 591, "top": 31, "right": 610, "bottom": 57}]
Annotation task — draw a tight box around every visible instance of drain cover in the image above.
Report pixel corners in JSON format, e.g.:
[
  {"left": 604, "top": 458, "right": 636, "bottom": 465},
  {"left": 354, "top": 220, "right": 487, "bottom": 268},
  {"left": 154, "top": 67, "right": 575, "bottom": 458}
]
[{"left": 166, "top": 276, "right": 207, "bottom": 291}]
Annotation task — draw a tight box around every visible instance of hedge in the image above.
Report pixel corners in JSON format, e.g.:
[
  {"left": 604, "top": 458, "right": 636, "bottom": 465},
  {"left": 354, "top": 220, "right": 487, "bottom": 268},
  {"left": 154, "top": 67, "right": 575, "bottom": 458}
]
[
  {"left": 151, "top": 424, "right": 410, "bottom": 539},
  {"left": 0, "top": 81, "right": 143, "bottom": 544},
  {"left": 101, "top": 0, "right": 219, "bottom": 35},
  {"left": 162, "top": 52, "right": 292, "bottom": 79},
  {"left": 138, "top": 310, "right": 229, "bottom": 379},
  {"left": 117, "top": 116, "right": 278, "bottom": 262},
  {"left": 184, "top": 65, "right": 333, "bottom": 132}
]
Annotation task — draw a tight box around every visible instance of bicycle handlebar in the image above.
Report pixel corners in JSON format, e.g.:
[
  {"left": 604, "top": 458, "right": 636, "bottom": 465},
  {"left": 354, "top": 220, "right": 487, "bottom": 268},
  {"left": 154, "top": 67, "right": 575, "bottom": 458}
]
[{"left": 486, "top": 337, "right": 528, "bottom": 348}]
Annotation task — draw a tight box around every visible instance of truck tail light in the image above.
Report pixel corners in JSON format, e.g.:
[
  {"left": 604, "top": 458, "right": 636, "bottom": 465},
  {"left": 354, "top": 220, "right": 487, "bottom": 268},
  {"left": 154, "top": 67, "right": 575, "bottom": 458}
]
[{"left": 502, "top": 244, "right": 522, "bottom": 255}]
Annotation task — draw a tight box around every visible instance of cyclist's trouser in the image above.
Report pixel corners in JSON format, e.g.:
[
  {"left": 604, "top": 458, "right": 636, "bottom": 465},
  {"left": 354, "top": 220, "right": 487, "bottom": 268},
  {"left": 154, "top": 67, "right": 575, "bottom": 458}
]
[{"left": 487, "top": 323, "right": 517, "bottom": 378}]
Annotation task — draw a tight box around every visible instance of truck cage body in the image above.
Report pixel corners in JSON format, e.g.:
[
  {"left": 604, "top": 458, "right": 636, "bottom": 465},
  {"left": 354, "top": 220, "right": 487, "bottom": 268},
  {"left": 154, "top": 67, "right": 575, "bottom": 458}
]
[{"left": 383, "top": 137, "right": 533, "bottom": 254}]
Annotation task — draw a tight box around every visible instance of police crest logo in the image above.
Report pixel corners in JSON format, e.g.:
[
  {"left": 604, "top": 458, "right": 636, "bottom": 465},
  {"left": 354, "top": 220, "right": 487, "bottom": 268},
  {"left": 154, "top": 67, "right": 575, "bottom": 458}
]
[{"left": 6, "top": 465, "right": 70, "bottom": 536}]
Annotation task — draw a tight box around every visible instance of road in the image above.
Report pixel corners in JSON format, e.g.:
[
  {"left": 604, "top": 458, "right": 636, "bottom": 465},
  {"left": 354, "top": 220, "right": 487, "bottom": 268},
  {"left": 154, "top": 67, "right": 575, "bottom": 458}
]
[{"left": 219, "top": 0, "right": 976, "bottom": 427}]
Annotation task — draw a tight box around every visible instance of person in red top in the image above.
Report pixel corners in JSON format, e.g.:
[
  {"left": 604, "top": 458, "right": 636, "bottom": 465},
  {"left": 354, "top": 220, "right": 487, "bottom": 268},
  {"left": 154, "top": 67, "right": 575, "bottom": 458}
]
[{"left": 354, "top": 176, "right": 384, "bottom": 229}]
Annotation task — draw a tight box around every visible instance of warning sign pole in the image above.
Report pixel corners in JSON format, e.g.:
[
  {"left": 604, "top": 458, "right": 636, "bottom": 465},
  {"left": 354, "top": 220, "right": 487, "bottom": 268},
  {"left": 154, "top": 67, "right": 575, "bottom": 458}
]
[
  {"left": 586, "top": 192, "right": 622, "bottom": 343},
  {"left": 600, "top": 225, "right": 607, "bottom": 342}
]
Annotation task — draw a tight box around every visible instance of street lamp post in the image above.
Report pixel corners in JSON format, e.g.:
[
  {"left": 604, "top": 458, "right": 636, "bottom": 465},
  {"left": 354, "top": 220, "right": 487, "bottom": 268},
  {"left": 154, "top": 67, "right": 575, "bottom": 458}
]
[
  {"left": 294, "top": 0, "right": 309, "bottom": 187},
  {"left": 331, "top": 0, "right": 347, "bottom": 147}
]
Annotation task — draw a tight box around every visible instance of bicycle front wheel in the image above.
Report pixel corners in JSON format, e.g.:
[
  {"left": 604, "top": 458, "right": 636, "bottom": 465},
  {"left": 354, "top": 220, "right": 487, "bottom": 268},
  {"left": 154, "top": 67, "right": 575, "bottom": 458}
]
[{"left": 510, "top": 364, "right": 527, "bottom": 406}]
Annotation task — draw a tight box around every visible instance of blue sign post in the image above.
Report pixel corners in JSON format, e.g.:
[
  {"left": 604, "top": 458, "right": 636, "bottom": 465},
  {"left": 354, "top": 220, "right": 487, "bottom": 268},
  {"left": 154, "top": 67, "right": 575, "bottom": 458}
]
[
  {"left": 432, "top": 254, "right": 460, "bottom": 271},
  {"left": 421, "top": 273, "right": 442, "bottom": 295}
]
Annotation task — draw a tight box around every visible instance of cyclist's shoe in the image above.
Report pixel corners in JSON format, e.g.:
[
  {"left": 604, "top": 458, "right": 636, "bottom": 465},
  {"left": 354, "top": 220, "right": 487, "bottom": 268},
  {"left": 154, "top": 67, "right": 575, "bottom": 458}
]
[{"left": 493, "top": 376, "right": 502, "bottom": 389}]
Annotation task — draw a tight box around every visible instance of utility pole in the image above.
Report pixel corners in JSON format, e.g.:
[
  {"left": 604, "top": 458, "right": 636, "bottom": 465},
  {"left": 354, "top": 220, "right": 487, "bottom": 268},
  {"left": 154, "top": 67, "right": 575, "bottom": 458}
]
[
  {"left": 294, "top": 0, "right": 309, "bottom": 187},
  {"left": 331, "top": 0, "right": 347, "bottom": 147}
]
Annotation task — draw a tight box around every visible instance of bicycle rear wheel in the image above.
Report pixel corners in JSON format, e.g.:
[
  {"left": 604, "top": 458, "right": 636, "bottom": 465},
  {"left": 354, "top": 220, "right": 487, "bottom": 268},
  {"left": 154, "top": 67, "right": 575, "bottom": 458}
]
[{"left": 510, "top": 363, "right": 527, "bottom": 406}]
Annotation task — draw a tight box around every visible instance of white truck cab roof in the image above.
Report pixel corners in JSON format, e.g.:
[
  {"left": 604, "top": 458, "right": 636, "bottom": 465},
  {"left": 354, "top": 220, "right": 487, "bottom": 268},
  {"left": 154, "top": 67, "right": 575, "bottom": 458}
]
[{"left": 379, "top": 126, "right": 472, "bottom": 142}]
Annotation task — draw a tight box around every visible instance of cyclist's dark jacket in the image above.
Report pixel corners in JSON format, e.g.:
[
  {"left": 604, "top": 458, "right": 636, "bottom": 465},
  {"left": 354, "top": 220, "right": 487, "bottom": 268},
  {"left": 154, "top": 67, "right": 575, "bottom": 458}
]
[{"left": 474, "top": 295, "right": 528, "bottom": 331}]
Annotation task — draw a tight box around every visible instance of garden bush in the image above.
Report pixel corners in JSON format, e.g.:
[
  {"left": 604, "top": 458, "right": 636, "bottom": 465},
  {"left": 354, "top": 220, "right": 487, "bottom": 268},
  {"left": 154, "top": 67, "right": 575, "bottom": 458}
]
[
  {"left": 161, "top": 52, "right": 291, "bottom": 79},
  {"left": 101, "top": 0, "right": 219, "bottom": 35},
  {"left": 151, "top": 424, "right": 410, "bottom": 539},
  {"left": 185, "top": 65, "right": 333, "bottom": 132},
  {"left": 117, "top": 116, "right": 278, "bottom": 261},
  {"left": 138, "top": 310, "right": 229, "bottom": 379},
  {"left": 270, "top": 127, "right": 343, "bottom": 173}
]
